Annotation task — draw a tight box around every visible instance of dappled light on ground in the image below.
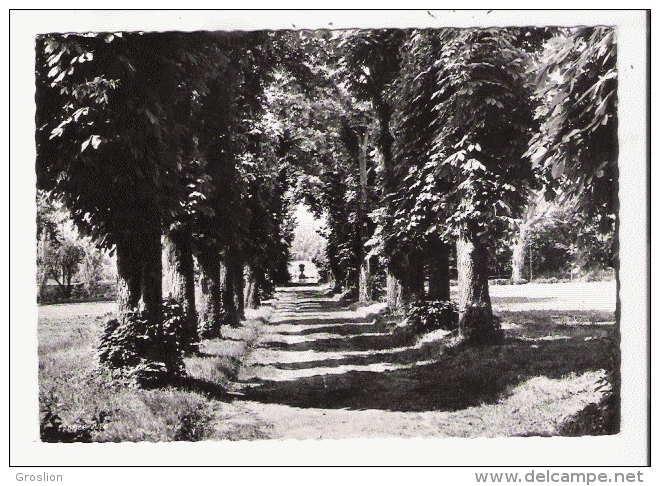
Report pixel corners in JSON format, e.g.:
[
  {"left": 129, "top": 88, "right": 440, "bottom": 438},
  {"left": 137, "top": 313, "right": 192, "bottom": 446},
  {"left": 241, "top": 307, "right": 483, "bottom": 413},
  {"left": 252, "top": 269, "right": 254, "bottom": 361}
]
[
  {"left": 224, "top": 285, "right": 616, "bottom": 428},
  {"left": 37, "top": 281, "right": 617, "bottom": 440}
]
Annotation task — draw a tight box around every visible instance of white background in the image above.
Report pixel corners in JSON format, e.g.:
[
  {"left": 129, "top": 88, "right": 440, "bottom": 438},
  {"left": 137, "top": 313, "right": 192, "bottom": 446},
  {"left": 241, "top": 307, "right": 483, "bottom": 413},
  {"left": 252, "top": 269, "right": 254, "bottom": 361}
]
[{"left": 5, "top": 7, "right": 652, "bottom": 483}]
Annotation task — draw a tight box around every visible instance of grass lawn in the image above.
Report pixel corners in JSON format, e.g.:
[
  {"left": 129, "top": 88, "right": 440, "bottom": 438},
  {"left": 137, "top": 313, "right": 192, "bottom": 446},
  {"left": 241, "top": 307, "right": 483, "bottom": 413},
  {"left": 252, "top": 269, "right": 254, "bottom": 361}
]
[{"left": 38, "top": 306, "right": 275, "bottom": 442}]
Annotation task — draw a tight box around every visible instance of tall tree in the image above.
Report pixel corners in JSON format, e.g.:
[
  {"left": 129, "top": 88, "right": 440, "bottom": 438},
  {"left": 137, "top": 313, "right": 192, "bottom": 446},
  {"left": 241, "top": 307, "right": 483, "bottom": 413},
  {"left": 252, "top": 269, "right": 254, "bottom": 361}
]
[
  {"left": 36, "top": 192, "right": 85, "bottom": 299},
  {"left": 392, "top": 28, "right": 536, "bottom": 341},
  {"left": 339, "top": 29, "right": 408, "bottom": 309},
  {"left": 526, "top": 26, "right": 619, "bottom": 430},
  {"left": 36, "top": 32, "right": 224, "bottom": 320}
]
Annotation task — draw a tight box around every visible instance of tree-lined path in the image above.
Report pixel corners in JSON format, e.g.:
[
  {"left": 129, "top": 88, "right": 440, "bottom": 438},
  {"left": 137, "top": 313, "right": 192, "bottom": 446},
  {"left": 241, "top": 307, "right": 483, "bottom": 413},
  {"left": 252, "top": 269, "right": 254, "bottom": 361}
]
[{"left": 35, "top": 25, "right": 621, "bottom": 442}]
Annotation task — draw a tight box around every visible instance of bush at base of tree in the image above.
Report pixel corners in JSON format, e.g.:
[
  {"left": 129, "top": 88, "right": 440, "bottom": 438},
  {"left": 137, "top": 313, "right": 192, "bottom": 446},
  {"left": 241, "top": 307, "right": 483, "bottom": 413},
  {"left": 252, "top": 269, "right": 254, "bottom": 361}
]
[
  {"left": 407, "top": 300, "right": 458, "bottom": 335},
  {"left": 98, "top": 299, "right": 189, "bottom": 387},
  {"left": 459, "top": 304, "right": 504, "bottom": 344}
]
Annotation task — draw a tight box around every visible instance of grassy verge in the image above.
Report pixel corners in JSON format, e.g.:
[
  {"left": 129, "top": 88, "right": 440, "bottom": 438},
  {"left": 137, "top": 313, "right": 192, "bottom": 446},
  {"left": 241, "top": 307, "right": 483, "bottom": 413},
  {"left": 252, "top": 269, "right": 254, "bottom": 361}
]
[
  {"left": 407, "top": 309, "right": 618, "bottom": 435},
  {"left": 38, "top": 305, "right": 274, "bottom": 442}
]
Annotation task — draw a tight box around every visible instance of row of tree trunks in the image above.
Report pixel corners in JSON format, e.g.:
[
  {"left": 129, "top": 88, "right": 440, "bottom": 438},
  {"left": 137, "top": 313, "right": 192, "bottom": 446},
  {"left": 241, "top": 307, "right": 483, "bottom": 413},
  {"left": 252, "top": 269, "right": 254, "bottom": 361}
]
[
  {"left": 375, "top": 91, "right": 473, "bottom": 326},
  {"left": 118, "top": 227, "right": 261, "bottom": 345},
  {"left": 198, "top": 248, "right": 260, "bottom": 335},
  {"left": 116, "top": 212, "right": 495, "bottom": 349},
  {"left": 385, "top": 242, "right": 450, "bottom": 313},
  {"left": 344, "top": 89, "right": 489, "bottom": 339},
  {"left": 382, "top": 230, "right": 497, "bottom": 345}
]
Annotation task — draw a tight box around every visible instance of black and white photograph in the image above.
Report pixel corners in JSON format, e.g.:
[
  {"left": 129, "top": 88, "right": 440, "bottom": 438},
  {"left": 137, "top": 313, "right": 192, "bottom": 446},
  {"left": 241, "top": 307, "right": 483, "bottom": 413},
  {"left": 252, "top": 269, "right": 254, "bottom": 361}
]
[{"left": 9, "top": 8, "right": 649, "bottom": 474}]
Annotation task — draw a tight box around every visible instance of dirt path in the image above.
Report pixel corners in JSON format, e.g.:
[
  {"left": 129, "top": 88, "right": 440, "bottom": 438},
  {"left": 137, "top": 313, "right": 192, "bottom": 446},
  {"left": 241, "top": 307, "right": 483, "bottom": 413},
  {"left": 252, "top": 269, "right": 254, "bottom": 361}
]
[{"left": 221, "top": 285, "right": 610, "bottom": 439}]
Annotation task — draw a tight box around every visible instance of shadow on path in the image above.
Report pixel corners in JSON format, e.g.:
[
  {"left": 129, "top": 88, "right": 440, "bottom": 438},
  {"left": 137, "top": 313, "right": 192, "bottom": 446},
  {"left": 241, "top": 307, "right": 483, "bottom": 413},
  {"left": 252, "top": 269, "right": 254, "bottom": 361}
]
[{"left": 232, "top": 286, "right": 617, "bottom": 413}]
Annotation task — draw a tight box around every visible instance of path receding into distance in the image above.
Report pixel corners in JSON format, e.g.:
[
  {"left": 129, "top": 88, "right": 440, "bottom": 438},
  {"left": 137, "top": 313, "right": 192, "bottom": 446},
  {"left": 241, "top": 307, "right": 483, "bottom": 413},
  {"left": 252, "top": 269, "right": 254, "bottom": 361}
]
[
  {"left": 221, "top": 285, "right": 606, "bottom": 440},
  {"left": 35, "top": 282, "right": 614, "bottom": 439}
]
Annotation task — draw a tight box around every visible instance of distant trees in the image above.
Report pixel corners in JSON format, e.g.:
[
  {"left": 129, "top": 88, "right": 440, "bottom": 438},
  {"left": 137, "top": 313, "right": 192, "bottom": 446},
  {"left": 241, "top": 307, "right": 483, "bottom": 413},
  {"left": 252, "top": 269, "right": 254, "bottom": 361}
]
[
  {"left": 509, "top": 191, "right": 561, "bottom": 283},
  {"left": 508, "top": 197, "right": 615, "bottom": 282},
  {"left": 37, "top": 191, "right": 111, "bottom": 301},
  {"left": 290, "top": 215, "right": 327, "bottom": 265},
  {"left": 36, "top": 204, "right": 83, "bottom": 300}
]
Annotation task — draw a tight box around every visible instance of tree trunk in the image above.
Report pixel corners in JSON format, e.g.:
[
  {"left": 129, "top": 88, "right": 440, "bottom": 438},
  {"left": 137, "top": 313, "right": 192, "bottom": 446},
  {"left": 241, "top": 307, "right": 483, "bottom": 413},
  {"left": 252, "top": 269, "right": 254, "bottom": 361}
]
[
  {"left": 64, "top": 267, "right": 74, "bottom": 298},
  {"left": 456, "top": 232, "right": 501, "bottom": 343},
  {"left": 326, "top": 241, "right": 342, "bottom": 292},
  {"left": 402, "top": 250, "right": 425, "bottom": 311},
  {"left": 234, "top": 260, "right": 245, "bottom": 320},
  {"left": 51, "top": 270, "right": 70, "bottom": 299},
  {"left": 163, "top": 229, "right": 198, "bottom": 350},
  {"left": 197, "top": 248, "right": 222, "bottom": 338},
  {"left": 511, "top": 241, "right": 525, "bottom": 283},
  {"left": 245, "top": 265, "right": 260, "bottom": 309},
  {"left": 387, "top": 267, "right": 404, "bottom": 313},
  {"left": 357, "top": 130, "right": 372, "bottom": 303},
  {"left": 140, "top": 225, "right": 163, "bottom": 322},
  {"left": 427, "top": 239, "right": 451, "bottom": 301},
  {"left": 116, "top": 238, "right": 143, "bottom": 316},
  {"left": 511, "top": 227, "right": 528, "bottom": 283},
  {"left": 358, "top": 258, "right": 372, "bottom": 303},
  {"left": 222, "top": 248, "right": 240, "bottom": 327}
]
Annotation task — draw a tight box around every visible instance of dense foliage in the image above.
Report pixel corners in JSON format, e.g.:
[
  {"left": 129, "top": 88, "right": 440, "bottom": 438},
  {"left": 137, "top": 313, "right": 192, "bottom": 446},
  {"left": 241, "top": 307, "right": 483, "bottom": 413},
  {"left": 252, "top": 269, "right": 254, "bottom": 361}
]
[
  {"left": 98, "top": 299, "right": 188, "bottom": 386},
  {"left": 407, "top": 300, "right": 458, "bottom": 335},
  {"left": 527, "top": 27, "right": 617, "bottom": 220}
]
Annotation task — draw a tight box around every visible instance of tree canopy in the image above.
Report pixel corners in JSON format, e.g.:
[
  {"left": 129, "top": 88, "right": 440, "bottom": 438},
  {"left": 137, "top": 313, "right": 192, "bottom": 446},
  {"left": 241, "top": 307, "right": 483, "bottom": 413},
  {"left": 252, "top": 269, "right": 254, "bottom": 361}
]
[{"left": 526, "top": 27, "right": 617, "bottom": 220}]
